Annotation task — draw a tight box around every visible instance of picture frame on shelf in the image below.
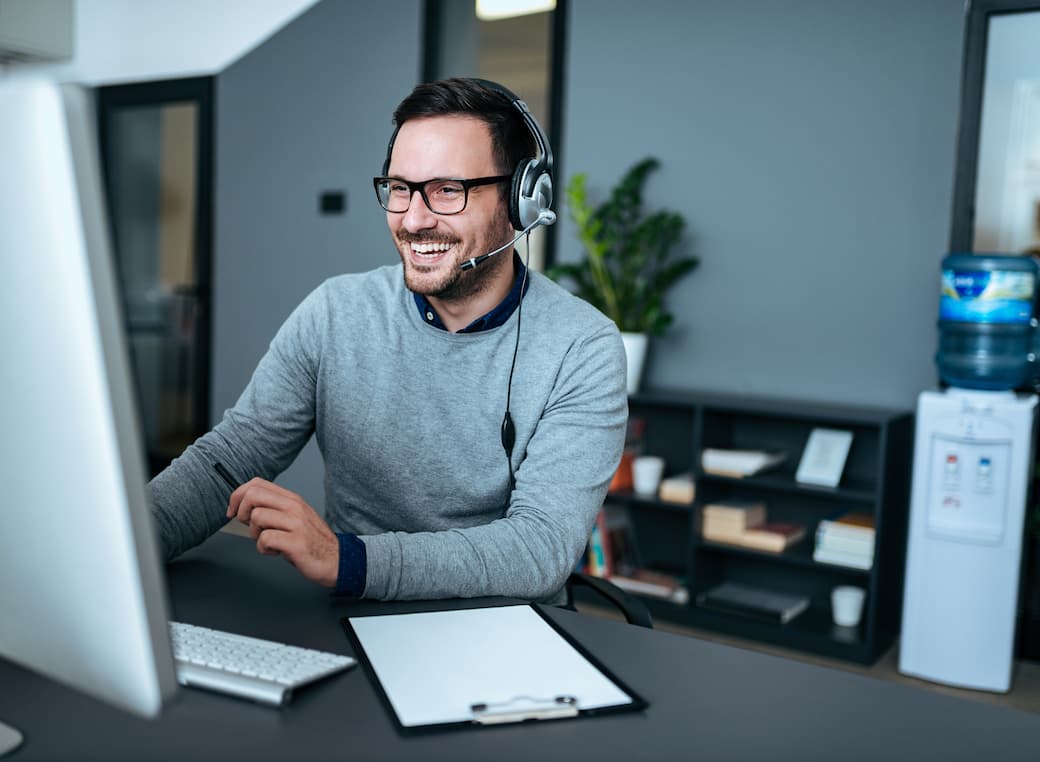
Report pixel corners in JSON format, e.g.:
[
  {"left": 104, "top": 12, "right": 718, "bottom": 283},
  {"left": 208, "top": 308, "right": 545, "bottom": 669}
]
[{"left": 796, "top": 428, "right": 853, "bottom": 488}]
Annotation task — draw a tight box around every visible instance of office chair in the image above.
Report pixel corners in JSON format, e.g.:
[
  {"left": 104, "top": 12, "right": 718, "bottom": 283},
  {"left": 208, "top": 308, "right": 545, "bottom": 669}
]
[{"left": 565, "top": 572, "right": 653, "bottom": 629}]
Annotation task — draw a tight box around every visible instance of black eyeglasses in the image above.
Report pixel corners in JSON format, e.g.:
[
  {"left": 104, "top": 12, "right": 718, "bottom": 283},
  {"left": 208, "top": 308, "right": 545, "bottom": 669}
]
[{"left": 373, "top": 175, "right": 511, "bottom": 215}]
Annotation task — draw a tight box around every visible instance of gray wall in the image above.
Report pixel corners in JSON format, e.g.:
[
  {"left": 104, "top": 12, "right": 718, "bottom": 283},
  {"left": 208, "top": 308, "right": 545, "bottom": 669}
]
[
  {"left": 214, "top": 0, "right": 422, "bottom": 508},
  {"left": 559, "top": 0, "right": 965, "bottom": 409}
]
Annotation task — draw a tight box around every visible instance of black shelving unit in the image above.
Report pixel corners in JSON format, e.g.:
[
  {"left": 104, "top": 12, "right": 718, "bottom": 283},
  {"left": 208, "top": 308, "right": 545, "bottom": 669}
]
[{"left": 594, "top": 388, "right": 914, "bottom": 664}]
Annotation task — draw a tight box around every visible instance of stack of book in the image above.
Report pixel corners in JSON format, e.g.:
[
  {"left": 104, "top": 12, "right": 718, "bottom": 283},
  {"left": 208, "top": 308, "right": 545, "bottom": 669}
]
[
  {"left": 702, "top": 499, "right": 766, "bottom": 538},
  {"left": 812, "top": 512, "right": 875, "bottom": 569},
  {"left": 701, "top": 499, "right": 807, "bottom": 553}
]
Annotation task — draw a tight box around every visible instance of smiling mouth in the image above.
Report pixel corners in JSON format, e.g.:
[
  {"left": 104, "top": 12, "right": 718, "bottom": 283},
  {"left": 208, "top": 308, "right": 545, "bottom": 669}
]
[{"left": 406, "top": 240, "right": 457, "bottom": 263}]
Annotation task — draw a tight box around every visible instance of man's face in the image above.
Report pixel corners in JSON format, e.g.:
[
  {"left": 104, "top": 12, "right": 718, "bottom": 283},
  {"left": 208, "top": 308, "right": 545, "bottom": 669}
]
[{"left": 385, "top": 115, "right": 514, "bottom": 302}]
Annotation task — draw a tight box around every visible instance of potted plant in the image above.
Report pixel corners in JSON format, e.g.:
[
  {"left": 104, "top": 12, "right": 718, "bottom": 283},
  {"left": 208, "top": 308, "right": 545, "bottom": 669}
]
[{"left": 548, "top": 157, "right": 699, "bottom": 393}]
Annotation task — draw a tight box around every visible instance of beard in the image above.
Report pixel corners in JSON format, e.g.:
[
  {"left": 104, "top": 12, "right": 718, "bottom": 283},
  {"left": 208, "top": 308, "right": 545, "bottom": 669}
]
[{"left": 396, "top": 209, "right": 514, "bottom": 303}]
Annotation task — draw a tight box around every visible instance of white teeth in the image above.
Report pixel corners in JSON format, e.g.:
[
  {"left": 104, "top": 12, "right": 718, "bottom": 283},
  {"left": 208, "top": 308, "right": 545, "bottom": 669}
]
[{"left": 411, "top": 242, "right": 454, "bottom": 255}]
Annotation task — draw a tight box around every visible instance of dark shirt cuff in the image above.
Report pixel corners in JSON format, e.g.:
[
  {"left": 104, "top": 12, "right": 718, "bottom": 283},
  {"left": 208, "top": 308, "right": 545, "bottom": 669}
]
[{"left": 334, "top": 533, "right": 366, "bottom": 598}]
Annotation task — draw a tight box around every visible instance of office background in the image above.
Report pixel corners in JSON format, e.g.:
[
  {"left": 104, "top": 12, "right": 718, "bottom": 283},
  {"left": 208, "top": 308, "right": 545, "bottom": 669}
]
[
  {"left": 7, "top": 2, "right": 1040, "bottom": 725},
  {"left": 213, "top": 0, "right": 965, "bottom": 505},
  {"left": 10, "top": 0, "right": 966, "bottom": 505}
]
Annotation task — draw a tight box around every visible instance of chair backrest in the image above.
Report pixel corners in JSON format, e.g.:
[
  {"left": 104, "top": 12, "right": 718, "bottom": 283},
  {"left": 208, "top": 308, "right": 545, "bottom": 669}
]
[{"left": 566, "top": 572, "right": 654, "bottom": 629}]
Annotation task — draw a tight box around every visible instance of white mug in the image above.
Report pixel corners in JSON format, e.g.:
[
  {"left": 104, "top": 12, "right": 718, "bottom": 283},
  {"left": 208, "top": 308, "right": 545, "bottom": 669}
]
[
  {"left": 831, "top": 585, "right": 866, "bottom": 627},
  {"left": 632, "top": 455, "right": 666, "bottom": 496}
]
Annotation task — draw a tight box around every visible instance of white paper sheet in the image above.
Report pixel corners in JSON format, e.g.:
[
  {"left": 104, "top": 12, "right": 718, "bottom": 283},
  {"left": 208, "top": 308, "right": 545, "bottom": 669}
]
[{"left": 348, "top": 605, "right": 635, "bottom": 727}]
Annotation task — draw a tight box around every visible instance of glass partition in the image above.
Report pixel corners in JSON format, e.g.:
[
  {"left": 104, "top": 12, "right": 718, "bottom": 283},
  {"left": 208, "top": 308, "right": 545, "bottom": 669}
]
[
  {"left": 950, "top": 1, "right": 1040, "bottom": 254},
  {"left": 972, "top": 9, "right": 1040, "bottom": 253},
  {"left": 98, "top": 78, "right": 214, "bottom": 475}
]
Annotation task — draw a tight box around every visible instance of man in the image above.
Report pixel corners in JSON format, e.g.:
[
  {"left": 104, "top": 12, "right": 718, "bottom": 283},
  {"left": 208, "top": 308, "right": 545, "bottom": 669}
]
[{"left": 150, "top": 78, "right": 627, "bottom": 603}]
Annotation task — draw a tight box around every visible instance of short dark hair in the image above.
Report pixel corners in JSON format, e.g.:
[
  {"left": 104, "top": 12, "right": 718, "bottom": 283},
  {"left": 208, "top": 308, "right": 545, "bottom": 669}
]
[{"left": 390, "top": 78, "right": 535, "bottom": 177}]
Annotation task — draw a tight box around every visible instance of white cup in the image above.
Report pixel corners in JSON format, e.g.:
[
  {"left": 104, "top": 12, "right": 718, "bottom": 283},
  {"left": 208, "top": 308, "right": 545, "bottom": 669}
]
[
  {"left": 632, "top": 455, "right": 666, "bottom": 496},
  {"left": 831, "top": 585, "right": 866, "bottom": 627}
]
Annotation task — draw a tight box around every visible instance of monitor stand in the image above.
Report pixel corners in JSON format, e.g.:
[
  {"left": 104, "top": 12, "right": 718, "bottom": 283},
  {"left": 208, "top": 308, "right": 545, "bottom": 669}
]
[{"left": 0, "top": 720, "right": 22, "bottom": 757}]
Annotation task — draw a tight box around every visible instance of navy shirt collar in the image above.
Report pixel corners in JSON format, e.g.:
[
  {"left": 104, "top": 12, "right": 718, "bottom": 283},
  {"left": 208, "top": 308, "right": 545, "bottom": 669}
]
[{"left": 412, "top": 254, "right": 529, "bottom": 333}]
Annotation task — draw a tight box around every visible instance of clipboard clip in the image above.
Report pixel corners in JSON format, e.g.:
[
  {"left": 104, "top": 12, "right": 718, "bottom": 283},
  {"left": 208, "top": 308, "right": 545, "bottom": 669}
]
[{"left": 470, "top": 695, "right": 579, "bottom": 725}]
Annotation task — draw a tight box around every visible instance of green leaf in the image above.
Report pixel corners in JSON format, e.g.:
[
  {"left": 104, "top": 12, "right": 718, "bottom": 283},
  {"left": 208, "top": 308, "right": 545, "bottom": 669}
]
[{"left": 550, "top": 157, "right": 698, "bottom": 337}]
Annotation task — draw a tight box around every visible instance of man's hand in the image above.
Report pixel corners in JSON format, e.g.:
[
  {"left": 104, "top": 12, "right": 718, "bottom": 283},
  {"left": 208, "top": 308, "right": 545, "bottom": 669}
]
[{"left": 226, "top": 478, "right": 338, "bottom": 588}]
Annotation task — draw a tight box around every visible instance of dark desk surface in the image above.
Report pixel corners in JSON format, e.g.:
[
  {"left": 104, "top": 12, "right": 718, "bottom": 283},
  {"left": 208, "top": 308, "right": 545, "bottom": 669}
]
[{"left": 2, "top": 531, "right": 1039, "bottom": 761}]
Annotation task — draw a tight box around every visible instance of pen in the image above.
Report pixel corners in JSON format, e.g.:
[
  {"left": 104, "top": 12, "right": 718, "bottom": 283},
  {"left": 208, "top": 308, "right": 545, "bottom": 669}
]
[{"left": 213, "top": 462, "right": 239, "bottom": 491}]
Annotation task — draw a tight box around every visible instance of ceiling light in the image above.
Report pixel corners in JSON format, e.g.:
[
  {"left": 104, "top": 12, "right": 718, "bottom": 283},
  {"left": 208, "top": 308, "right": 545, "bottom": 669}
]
[{"left": 475, "top": 0, "right": 556, "bottom": 22}]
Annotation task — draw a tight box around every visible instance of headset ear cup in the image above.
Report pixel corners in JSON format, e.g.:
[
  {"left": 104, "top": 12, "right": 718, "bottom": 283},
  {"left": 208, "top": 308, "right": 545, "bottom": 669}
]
[
  {"left": 514, "top": 164, "right": 553, "bottom": 230},
  {"left": 509, "top": 161, "right": 529, "bottom": 230},
  {"left": 512, "top": 159, "right": 554, "bottom": 230},
  {"left": 531, "top": 171, "right": 553, "bottom": 221}
]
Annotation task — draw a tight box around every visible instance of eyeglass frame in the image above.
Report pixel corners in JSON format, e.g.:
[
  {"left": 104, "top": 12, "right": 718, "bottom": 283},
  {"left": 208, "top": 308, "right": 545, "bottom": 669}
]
[{"left": 372, "top": 174, "right": 512, "bottom": 215}]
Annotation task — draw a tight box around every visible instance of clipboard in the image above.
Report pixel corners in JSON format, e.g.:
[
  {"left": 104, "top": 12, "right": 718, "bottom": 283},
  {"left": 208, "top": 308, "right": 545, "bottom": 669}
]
[{"left": 341, "top": 604, "right": 647, "bottom": 732}]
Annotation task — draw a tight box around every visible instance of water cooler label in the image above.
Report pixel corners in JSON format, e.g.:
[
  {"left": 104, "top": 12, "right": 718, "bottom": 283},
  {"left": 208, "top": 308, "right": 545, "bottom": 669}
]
[{"left": 940, "top": 269, "right": 1034, "bottom": 324}]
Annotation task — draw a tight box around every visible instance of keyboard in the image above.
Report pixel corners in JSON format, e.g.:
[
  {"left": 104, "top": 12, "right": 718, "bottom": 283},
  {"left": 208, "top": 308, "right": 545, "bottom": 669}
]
[{"left": 170, "top": 621, "right": 356, "bottom": 706}]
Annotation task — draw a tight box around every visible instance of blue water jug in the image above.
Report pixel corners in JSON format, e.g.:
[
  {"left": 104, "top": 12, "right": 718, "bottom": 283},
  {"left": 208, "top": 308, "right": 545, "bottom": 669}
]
[{"left": 936, "top": 253, "right": 1040, "bottom": 391}]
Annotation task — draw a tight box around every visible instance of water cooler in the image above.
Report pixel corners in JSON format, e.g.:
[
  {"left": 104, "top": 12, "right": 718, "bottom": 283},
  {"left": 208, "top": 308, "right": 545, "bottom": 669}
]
[{"left": 900, "top": 253, "right": 1040, "bottom": 692}]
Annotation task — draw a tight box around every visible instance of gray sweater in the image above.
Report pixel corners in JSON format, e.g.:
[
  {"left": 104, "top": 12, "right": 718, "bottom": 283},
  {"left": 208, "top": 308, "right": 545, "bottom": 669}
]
[{"left": 150, "top": 264, "right": 627, "bottom": 602}]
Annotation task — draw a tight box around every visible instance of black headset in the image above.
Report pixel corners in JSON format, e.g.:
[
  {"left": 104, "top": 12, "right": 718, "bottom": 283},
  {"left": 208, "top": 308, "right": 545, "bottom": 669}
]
[{"left": 381, "top": 78, "right": 554, "bottom": 232}]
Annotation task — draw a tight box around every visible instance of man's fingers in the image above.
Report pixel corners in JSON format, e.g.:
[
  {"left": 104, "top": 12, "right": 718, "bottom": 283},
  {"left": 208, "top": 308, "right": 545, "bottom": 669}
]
[
  {"left": 253, "top": 523, "right": 337, "bottom": 586},
  {"left": 246, "top": 506, "right": 296, "bottom": 538},
  {"left": 228, "top": 479, "right": 304, "bottom": 524},
  {"left": 226, "top": 481, "right": 336, "bottom": 587},
  {"left": 255, "top": 528, "right": 294, "bottom": 562},
  {"left": 226, "top": 476, "right": 266, "bottom": 518}
]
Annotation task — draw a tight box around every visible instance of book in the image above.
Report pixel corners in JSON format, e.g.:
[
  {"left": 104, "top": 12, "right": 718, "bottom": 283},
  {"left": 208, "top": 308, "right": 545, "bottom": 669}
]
[
  {"left": 830, "top": 511, "right": 876, "bottom": 530},
  {"left": 704, "top": 521, "right": 807, "bottom": 552},
  {"left": 701, "top": 525, "right": 748, "bottom": 545},
  {"left": 602, "top": 504, "right": 641, "bottom": 574},
  {"left": 701, "top": 499, "right": 767, "bottom": 528},
  {"left": 608, "top": 569, "right": 689, "bottom": 605},
  {"left": 732, "top": 522, "right": 808, "bottom": 552},
  {"left": 701, "top": 448, "right": 786, "bottom": 478},
  {"left": 702, "top": 519, "right": 763, "bottom": 536},
  {"left": 658, "top": 472, "right": 696, "bottom": 504},
  {"left": 586, "top": 510, "right": 611, "bottom": 577},
  {"left": 812, "top": 546, "right": 873, "bottom": 570},
  {"left": 818, "top": 512, "right": 876, "bottom": 541},
  {"left": 814, "top": 529, "right": 875, "bottom": 556},
  {"left": 702, "top": 520, "right": 767, "bottom": 542},
  {"left": 697, "top": 581, "right": 810, "bottom": 624}
]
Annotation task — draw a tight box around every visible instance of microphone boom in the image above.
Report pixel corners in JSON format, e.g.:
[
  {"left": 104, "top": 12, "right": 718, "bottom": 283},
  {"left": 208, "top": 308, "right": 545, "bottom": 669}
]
[{"left": 460, "top": 211, "right": 556, "bottom": 271}]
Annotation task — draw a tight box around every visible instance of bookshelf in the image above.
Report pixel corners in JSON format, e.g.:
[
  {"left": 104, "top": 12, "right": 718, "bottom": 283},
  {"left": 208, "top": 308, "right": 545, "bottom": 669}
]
[{"left": 585, "top": 388, "right": 913, "bottom": 664}]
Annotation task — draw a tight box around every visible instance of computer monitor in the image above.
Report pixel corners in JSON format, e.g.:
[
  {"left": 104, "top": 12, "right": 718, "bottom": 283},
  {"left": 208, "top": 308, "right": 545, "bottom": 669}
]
[{"left": 0, "top": 78, "right": 178, "bottom": 755}]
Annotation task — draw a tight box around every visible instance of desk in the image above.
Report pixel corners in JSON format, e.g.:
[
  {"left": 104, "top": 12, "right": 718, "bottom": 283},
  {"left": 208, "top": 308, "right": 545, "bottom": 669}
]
[{"left": 1, "top": 532, "right": 1038, "bottom": 761}]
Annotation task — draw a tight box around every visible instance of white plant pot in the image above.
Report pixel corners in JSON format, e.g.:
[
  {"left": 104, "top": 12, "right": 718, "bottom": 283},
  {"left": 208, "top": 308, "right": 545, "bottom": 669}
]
[{"left": 620, "top": 332, "right": 648, "bottom": 396}]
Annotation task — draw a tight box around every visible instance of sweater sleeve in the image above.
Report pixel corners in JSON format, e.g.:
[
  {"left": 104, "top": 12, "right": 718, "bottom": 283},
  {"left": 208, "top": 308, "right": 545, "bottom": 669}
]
[
  {"left": 359, "top": 322, "right": 627, "bottom": 603},
  {"left": 149, "top": 286, "right": 325, "bottom": 561}
]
